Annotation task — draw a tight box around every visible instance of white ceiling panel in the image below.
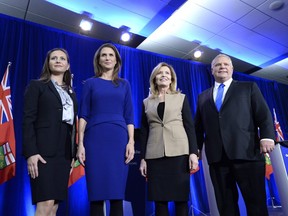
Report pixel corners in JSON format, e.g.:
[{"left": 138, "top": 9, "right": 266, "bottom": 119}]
[
  {"left": 276, "top": 58, "right": 288, "bottom": 69},
  {"left": 254, "top": 18, "right": 288, "bottom": 47},
  {"left": 252, "top": 64, "right": 288, "bottom": 83},
  {"left": 257, "top": 0, "right": 288, "bottom": 24},
  {"left": 104, "top": 0, "right": 167, "bottom": 18},
  {"left": 152, "top": 35, "right": 200, "bottom": 54},
  {"left": 156, "top": 18, "right": 215, "bottom": 44},
  {"left": 139, "top": 34, "right": 198, "bottom": 55},
  {"left": 174, "top": 1, "right": 233, "bottom": 34},
  {"left": 237, "top": 9, "right": 270, "bottom": 29},
  {"left": 218, "top": 23, "right": 288, "bottom": 59},
  {"left": 206, "top": 35, "right": 271, "bottom": 66},
  {"left": 240, "top": 0, "right": 267, "bottom": 8},
  {"left": 138, "top": 39, "right": 188, "bottom": 59},
  {"left": 193, "top": 0, "right": 253, "bottom": 21}
]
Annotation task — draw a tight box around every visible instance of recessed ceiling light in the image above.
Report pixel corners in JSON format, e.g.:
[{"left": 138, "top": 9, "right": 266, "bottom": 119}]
[{"left": 269, "top": 0, "right": 285, "bottom": 10}]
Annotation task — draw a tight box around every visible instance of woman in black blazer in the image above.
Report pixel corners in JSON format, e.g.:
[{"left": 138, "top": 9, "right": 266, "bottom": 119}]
[{"left": 22, "top": 48, "right": 77, "bottom": 216}]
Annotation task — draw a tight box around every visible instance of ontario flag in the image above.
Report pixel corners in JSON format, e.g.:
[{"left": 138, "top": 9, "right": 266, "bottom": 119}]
[
  {"left": 68, "top": 86, "right": 85, "bottom": 187},
  {"left": 0, "top": 62, "right": 16, "bottom": 184},
  {"left": 265, "top": 108, "right": 285, "bottom": 180},
  {"left": 273, "top": 108, "right": 284, "bottom": 143},
  {"left": 68, "top": 158, "right": 85, "bottom": 187},
  {"left": 265, "top": 152, "right": 273, "bottom": 180}
]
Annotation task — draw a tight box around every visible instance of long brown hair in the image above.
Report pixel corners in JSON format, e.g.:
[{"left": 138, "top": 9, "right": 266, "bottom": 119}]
[
  {"left": 39, "top": 48, "right": 72, "bottom": 88},
  {"left": 93, "top": 43, "right": 122, "bottom": 84}
]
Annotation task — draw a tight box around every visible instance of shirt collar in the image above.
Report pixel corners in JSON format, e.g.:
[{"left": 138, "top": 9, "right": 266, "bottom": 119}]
[{"left": 214, "top": 78, "right": 233, "bottom": 89}]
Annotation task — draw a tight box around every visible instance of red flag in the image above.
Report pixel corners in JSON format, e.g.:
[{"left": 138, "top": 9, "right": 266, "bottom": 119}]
[
  {"left": 0, "top": 62, "right": 16, "bottom": 184},
  {"left": 265, "top": 153, "right": 273, "bottom": 180},
  {"left": 265, "top": 108, "right": 284, "bottom": 180},
  {"left": 273, "top": 108, "right": 284, "bottom": 142},
  {"left": 68, "top": 113, "right": 85, "bottom": 186},
  {"left": 68, "top": 159, "right": 85, "bottom": 187},
  {"left": 190, "top": 165, "right": 200, "bottom": 175}
]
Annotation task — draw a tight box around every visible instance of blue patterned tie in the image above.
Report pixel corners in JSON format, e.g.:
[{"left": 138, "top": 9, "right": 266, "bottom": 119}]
[{"left": 215, "top": 83, "right": 225, "bottom": 111}]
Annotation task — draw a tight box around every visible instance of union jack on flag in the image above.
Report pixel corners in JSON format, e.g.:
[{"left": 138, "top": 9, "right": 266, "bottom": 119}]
[
  {"left": 0, "top": 62, "right": 16, "bottom": 184},
  {"left": 273, "top": 108, "right": 284, "bottom": 142},
  {"left": 265, "top": 108, "right": 286, "bottom": 180}
]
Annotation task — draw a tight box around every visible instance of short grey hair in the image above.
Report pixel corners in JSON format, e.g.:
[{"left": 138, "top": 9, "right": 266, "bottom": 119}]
[{"left": 211, "top": 54, "right": 233, "bottom": 68}]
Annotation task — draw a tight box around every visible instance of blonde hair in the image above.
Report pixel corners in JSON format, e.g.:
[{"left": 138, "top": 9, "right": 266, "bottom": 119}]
[{"left": 149, "top": 62, "right": 180, "bottom": 97}]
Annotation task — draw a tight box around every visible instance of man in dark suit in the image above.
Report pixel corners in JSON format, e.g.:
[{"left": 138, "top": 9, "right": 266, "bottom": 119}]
[{"left": 195, "top": 54, "right": 275, "bottom": 216}]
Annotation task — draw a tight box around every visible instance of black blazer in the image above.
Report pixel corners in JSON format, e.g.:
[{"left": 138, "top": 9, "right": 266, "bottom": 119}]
[
  {"left": 22, "top": 80, "right": 78, "bottom": 159},
  {"left": 195, "top": 80, "right": 275, "bottom": 164}
]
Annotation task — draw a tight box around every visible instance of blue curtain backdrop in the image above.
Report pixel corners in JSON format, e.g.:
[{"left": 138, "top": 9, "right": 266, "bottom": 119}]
[{"left": 1, "top": 13, "right": 288, "bottom": 215}]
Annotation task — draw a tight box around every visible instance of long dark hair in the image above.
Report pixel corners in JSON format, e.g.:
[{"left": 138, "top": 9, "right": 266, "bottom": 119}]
[
  {"left": 93, "top": 43, "right": 122, "bottom": 84},
  {"left": 39, "top": 48, "right": 72, "bottom": 88}
]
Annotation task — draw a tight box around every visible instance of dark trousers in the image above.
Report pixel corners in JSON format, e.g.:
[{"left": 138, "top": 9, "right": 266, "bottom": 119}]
[
  {"left": 90, "top": 200, "right": 123, "bottom": 216},
  {"left": 209, "top": 156, "right": 268, "bottom": 216},
  {"left": 155, "top": 201, "right": 188, "bottom": 216}
]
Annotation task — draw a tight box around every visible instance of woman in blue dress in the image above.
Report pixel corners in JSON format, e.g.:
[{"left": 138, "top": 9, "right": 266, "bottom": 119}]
[{"left": 77, "top": 43, "right": 135, "bottom": 216}]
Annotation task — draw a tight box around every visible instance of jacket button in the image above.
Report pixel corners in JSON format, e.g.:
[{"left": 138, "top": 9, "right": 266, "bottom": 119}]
[{"left": 161, "top": 123, "right": 164, "bottom": 127}]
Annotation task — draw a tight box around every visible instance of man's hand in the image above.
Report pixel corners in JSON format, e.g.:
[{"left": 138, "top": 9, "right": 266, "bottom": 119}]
[{"left": 260, "top": 139, "right": 275, "bottom": 154}]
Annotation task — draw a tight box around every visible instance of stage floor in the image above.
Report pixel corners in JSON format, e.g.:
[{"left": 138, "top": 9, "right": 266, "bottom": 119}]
[{"left": 190, "top": 206, "right": 284, "bottom": 216}]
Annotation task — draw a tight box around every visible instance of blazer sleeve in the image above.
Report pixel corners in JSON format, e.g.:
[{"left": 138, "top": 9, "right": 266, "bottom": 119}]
[
  {"left": 139, "top": 102, "right": 149, "bottom": 159},
  {"left": 194, "top": 94, "right": 205, "bottom": 151},
  {"left": 22, "top": 80, "right": 41, "bottom": 158},
  {"left": 182, "top": 96, "right": 198, "bottom": 155},
  {"left": 251, "top": 82, "right": 275, "bottom": 140}
]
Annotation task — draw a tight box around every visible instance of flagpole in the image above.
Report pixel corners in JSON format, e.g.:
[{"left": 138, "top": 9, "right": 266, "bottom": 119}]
[
  {"left": 270, "top": 109, "right": 288, "bottom": 215},
  {"left": 7, "top": 62, "right": 12, "bottom": 71},
  {"left": 270, "top": 145, "right": 288, "bottom": 214},
  {"left": 266, "top": 177, "right": 281, "bottom": 207}
]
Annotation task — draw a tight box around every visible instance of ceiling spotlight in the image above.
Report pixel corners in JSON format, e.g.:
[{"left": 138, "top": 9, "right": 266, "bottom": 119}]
[
  {"left": 119, "top": 25, "right": 132, "bottom": 42},
  {"left": 79, "top": 19, "right": 93, "bottom": 31},
  {"left": 193, "top": 50, "right": 202, "bottom": 59},
  {"left": 120, "top": 32, "right": 131, "bottom": 42}
]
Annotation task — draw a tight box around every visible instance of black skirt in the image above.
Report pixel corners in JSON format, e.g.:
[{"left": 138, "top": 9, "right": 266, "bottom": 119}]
[
  {"left": 30, "top": 122, "right": 72, "bottom": 204},
  {"left": 146, "top": 155, "right": 190, "bottom": 201}
]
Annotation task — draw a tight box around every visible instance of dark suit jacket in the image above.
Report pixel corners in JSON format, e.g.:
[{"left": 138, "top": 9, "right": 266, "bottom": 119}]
[
  {"left": 22, "top": 80, "right": 78, "bottom": 159},
  {"left": 195, "top": 80, "right": 275, "bottom": 164}
]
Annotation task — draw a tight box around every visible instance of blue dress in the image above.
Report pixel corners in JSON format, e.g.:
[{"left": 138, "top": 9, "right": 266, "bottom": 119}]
[{"left": 79, "top": 77, "right": 134, "bottom": 201}]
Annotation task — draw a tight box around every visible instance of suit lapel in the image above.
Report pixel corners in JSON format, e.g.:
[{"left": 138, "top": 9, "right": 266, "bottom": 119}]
[
  {"left": 208, "top": 87, "right": 216, "bottom": 110},
  {"left": 48, "top": 80, "right": 62, "bottom": 104},
  {"left": 221, "top": 80, "right": 236, "bottom": 108}
]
